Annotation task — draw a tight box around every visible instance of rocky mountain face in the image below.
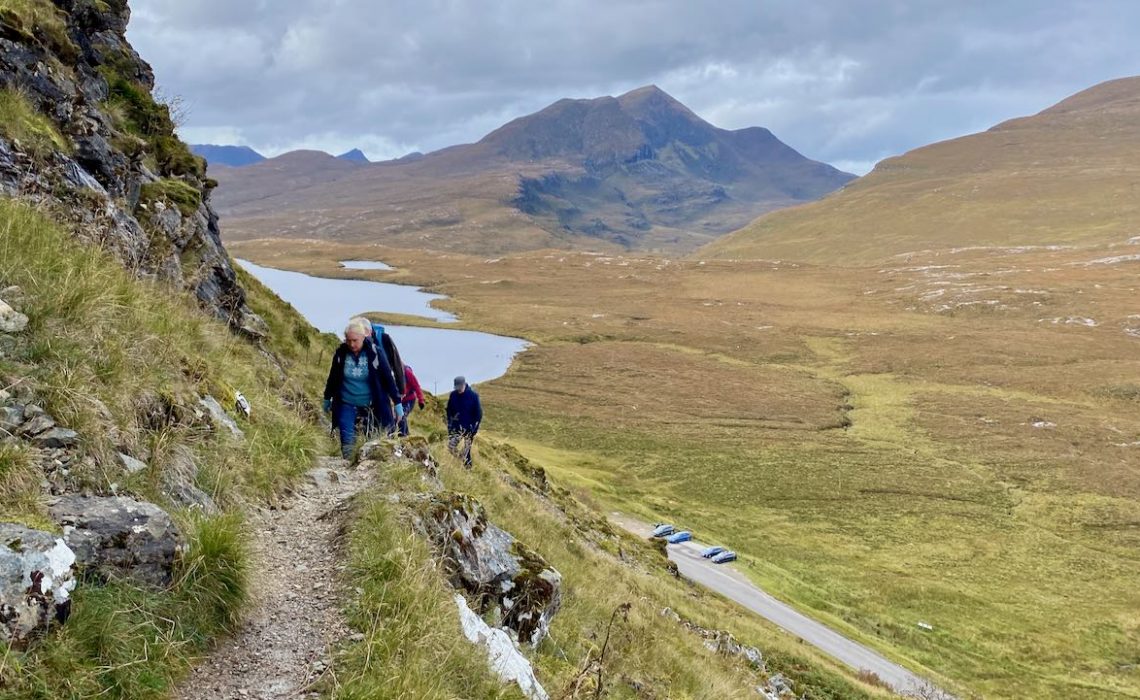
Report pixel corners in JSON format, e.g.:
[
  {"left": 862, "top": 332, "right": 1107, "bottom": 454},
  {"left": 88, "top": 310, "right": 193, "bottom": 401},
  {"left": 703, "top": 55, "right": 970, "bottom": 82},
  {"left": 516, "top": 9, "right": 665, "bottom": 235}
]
[
  {"left": 0, "top": 0, "right": 263, "bottom": 335},
  {"left": 210, "top": 86, "right": 854, "bottom": 254},
  {"left": 190, "top": 144, "right": 266, "bottom": 167}
]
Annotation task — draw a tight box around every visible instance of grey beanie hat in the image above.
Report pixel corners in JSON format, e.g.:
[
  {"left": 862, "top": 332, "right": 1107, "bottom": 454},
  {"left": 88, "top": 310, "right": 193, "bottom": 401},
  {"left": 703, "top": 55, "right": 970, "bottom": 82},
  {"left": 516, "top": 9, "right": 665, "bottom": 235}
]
[{"left": 454, "top": 376, "right": 466, "bottom": 387}]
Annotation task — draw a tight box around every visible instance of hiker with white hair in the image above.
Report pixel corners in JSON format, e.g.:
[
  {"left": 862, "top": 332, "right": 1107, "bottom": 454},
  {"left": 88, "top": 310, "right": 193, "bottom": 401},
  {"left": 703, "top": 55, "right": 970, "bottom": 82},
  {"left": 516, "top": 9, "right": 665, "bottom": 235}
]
[{"left": 323, "top": 321, "right": 403, "bottom": 458}]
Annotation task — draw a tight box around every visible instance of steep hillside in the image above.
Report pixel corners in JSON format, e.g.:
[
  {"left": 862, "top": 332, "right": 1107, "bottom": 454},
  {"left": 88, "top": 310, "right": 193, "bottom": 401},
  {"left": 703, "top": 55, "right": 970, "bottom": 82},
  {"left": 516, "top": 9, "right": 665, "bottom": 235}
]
[
  {"left": 210, "top": 86, "right": 853, "bottom": 254},
  {"left": 705, "top": 76, "right": 1140, "bottom": 263}
]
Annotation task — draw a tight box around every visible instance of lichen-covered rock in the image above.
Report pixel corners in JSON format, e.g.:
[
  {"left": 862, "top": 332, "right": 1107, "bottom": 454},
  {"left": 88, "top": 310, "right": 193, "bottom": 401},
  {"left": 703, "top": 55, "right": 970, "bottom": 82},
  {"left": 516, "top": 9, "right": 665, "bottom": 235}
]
[
  {"left": 421, "top": 492, "right": 561, "bottom": 646},
  {"left": 0, "top": 523, "right": 76, "bottom": 647},
  {"left": 47, "top": 495, "right": 182, "bottom": 587}
]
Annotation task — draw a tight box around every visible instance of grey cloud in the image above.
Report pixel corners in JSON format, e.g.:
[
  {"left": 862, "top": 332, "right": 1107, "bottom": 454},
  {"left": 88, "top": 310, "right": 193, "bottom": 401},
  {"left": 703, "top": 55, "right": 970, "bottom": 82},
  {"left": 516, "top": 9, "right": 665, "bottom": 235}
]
[{"left": 127, "top": 0, "right": 1140, "bottom": 172}]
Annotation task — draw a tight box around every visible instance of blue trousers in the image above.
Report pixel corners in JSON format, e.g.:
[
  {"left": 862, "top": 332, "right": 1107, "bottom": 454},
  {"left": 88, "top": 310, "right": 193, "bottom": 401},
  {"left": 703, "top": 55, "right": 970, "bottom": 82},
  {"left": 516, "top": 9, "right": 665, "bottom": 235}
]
[
  {"left": 335, "top": 402, "right": 395, "bottom": 459},
  {"left": 398, "top": 400, "right": 415, "bottom": 436}
]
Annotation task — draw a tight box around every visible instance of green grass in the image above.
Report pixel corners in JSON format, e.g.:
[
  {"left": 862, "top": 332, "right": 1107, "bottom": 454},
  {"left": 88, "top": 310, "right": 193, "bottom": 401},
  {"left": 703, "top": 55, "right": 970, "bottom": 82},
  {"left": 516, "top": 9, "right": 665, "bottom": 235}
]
[
  {"left": 333, "top": 493, "right": 523, "bottom": 700},
  {"left": 0, "top": 514, "right": 247, "bottom": 700},
  {"left": 0, "top": 198, "right": 334, "bottom": 696},
  {"left": 138, "top": 178, "right": 201, "bottom": 217},
  {"left": 0, "top": 0, "right": 76, "bottom": 62},
  {"left": 332, "top": 416, "right": 886, "bottom": 699},
  {"left": 0, "top": 88, "right": 69, "bottom": 158}
]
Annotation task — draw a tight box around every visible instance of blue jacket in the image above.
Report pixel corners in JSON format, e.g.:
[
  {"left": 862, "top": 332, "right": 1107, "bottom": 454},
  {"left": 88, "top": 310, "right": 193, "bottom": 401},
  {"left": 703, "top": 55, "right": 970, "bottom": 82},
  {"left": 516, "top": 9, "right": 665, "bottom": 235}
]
[
  {"left": 324, "top": 342, "right": 401, "bottom": 409},
  {"left": 446, "top": 387, "right": 483, "bottom": 434}
]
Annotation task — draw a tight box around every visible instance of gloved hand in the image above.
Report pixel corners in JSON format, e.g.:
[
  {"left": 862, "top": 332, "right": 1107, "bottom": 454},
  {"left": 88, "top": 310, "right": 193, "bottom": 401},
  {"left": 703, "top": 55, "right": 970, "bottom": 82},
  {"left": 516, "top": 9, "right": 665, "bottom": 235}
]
[
  {"left": 395, "top": 403, "right": 405, "bottom": 419},
  {"left": 323, "top": 398, "right": 332, "bottom": 413},
  {"left": 418, "top": 401, "right": 425, "bottom": 410}
]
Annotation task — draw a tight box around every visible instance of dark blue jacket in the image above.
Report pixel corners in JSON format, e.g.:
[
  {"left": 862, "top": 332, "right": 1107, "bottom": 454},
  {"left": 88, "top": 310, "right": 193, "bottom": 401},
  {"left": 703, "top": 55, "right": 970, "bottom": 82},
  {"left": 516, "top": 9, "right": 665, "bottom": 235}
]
[
  {"left": 324, "top": 342, "right": 401, "bottom": 410},
  {"left": 446, "top": 387, "right": 483, "bottom": 434}
]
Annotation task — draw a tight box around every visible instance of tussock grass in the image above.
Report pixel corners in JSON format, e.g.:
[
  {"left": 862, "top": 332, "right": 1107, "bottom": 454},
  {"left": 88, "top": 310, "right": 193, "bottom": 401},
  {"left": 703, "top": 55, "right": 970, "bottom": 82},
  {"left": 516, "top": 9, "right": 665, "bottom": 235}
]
[
  {"left": 0, "top": 88, "right": 69, "bottom": 157},
  {"left": 333, "top": 426, "right": 883, "bottom": 699},
  {"left": 0, "top": 0, "right": 76, "bottom": 62},
  {"left": 333, "top": 495, "right": 521, "bottom": 699},
  {"left": 0, "top": 514, "right": 249, "bottom": 700},
  {"left": 0, "top": 198, "right": 333, "bottom": 695}
]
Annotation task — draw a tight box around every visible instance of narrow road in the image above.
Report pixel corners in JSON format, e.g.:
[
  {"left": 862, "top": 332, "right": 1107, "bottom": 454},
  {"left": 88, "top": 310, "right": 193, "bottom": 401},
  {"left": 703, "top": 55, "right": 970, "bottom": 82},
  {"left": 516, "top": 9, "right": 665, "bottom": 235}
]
[
  {"left": 611, "top": 514, "right": 953, "bottom": 699},
  {"left": 174, "top": 458, "right": 364, "bottom": 700}
]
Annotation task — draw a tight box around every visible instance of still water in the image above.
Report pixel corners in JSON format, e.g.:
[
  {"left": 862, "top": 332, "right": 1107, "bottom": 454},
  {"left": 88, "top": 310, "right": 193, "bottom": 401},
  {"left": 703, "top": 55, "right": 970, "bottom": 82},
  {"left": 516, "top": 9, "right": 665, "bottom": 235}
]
[{"left": 236, "top": 259, "right": 528, "bottom": 393}]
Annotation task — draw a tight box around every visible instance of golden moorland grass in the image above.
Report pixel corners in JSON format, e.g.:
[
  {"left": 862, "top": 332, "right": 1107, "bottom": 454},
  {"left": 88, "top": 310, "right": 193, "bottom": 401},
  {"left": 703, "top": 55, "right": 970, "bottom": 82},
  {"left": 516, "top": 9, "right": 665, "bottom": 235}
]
[
  {"left": 231, "top": 234, "right": 1140, "bottom": 699},
  {"left": 705, "top": 77, "right": 1140, "bottom": 264}
]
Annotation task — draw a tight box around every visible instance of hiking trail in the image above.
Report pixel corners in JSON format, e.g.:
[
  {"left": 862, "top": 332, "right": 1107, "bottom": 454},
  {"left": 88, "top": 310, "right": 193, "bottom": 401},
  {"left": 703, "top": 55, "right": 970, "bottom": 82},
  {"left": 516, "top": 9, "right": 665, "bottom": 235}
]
[{"left": 174, "top": 457, "right": 365, "bottom": 700}]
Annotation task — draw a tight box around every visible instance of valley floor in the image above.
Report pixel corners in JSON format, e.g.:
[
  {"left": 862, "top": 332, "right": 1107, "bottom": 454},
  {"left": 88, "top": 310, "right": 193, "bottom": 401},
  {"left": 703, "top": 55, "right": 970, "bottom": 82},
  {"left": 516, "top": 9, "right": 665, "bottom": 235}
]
[{"left": 230, "top": 237, "right": 1140, "bottom": 699}]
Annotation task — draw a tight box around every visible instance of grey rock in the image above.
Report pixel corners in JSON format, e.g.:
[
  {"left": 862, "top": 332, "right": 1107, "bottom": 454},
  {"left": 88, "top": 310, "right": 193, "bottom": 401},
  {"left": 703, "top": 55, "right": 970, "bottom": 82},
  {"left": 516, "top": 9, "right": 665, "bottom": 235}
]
[
  {"left": 161, "top": 446, "right": 217, "bottom": 513},
  {"left": 0, "top": 523, "right": 76, "bottom": 647},
  {"left": 117, "top": 452, "right": 148, "bottom": 474},
  {"left": 22, "top": 404, "right": 45, "bottom": 420},
  {"left": 198, "top": 395, "right": 244, "bottom": 439},
  {"left": 1, "top": 405, "right": 24, "bottom": 434},
  {"left": 420, "top": 492, "right": 561, "bottom": 646},
  {"left": 18, "top": 414, "right": 55, "bottom": 437},
  {"left": 48, "top": 495, "right": 182, "bottom": 587},
  {"left": 32, "top": 428, "right": 80, "bottom": 449},
  {"left": 0, "top": 299, "right": 27, "bottom": 333}
]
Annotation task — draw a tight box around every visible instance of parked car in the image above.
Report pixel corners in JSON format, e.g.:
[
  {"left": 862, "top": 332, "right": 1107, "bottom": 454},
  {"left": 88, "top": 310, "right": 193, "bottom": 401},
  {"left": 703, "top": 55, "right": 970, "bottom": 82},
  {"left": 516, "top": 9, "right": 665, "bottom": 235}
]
[
  {"left": 711, "top": 550, "right": 737, "bottom": 564},
  {"left": 666, "top": 530, "right": 692, "bottom": 544},
  {"left": 650, "top": 523, "right": 675, "bottom": 538},
  {"left": 701, "top": 546, "right": 726, "bottom": 559}
]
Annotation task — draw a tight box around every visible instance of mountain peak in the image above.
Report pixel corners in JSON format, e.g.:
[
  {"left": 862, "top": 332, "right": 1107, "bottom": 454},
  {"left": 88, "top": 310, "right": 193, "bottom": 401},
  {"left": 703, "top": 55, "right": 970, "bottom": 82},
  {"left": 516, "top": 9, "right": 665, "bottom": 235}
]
[{"left": 337, "top": 148, "right": 370, "bottom": 164}]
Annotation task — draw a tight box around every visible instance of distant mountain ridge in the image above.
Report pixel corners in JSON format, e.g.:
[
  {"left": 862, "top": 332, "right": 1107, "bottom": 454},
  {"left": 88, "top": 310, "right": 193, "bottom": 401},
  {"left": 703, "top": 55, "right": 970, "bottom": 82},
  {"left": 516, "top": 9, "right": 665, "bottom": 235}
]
[
  {"left": 211, "top": 86, "right": 854, "bottom": 254},
  {"left": 192, "top": 145, "right": 372, "bottom": 168},
  {"left": 705, "top": 76, "right": 1140, "bottom": 263},
  {"left": 190, "top": 144, "right": 265, "bottom": 167}
]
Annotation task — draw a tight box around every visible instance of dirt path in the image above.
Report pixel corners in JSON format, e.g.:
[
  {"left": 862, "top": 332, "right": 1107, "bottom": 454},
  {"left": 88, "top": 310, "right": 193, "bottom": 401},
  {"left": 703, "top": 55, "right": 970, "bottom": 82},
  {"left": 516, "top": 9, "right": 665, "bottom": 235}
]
[{"left": 175, "top": 457, "right": 364, "bottom": 700}]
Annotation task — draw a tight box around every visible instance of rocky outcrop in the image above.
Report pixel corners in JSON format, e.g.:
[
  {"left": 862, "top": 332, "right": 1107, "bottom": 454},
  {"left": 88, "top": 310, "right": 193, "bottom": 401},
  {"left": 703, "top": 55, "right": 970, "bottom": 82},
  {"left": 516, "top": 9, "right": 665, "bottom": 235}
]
[
  {"left": 0, "top": 0, "right": 264, "bottom": 334},
  {"left": 0, "top": 523, "right": 76, "bottom": 647},
  {"left": 419, "top": 491, "right": 562, "bottom": 647},
  {"left": 48, "top": 495, "right": 182, "bottom": 587}
]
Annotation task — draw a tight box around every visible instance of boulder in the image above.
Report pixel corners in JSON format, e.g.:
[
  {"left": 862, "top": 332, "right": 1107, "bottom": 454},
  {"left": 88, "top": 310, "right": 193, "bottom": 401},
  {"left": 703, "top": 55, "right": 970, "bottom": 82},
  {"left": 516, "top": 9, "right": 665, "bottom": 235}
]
[
  {"left": 455, "top": 594, "right": 549, "bottom": 700},
  {"left": 48, "top": 496, "right": 182, "bottom": 587},
  {"left": 0, "top": 299, "right": 27, "bottom": 334},
  {"left": 0, "top": 524, "right": 76, "bottom": 647},
  {"left": 17, "top": 413, "right": 55, "bottom": 437},
  {"left": 421, "top": 492, "right": 561, "bottom": 646}
]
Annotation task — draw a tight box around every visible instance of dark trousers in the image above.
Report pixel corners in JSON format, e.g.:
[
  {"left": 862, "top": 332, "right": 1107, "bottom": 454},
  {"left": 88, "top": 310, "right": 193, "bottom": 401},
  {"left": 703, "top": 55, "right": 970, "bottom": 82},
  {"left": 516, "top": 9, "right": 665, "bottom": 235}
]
[
  {"left": 398, "top": 400, "right": 415, "bottom": 436},
  {"left": 448, "top": 430, "right": 475, "bottom": 467}
]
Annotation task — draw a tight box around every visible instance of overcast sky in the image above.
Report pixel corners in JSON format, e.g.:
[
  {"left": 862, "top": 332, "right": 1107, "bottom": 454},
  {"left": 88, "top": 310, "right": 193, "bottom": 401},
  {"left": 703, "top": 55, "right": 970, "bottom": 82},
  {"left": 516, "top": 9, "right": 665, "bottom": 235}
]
[{"left": 127, "top": 1, "right": 1140, "bottom": 175}]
